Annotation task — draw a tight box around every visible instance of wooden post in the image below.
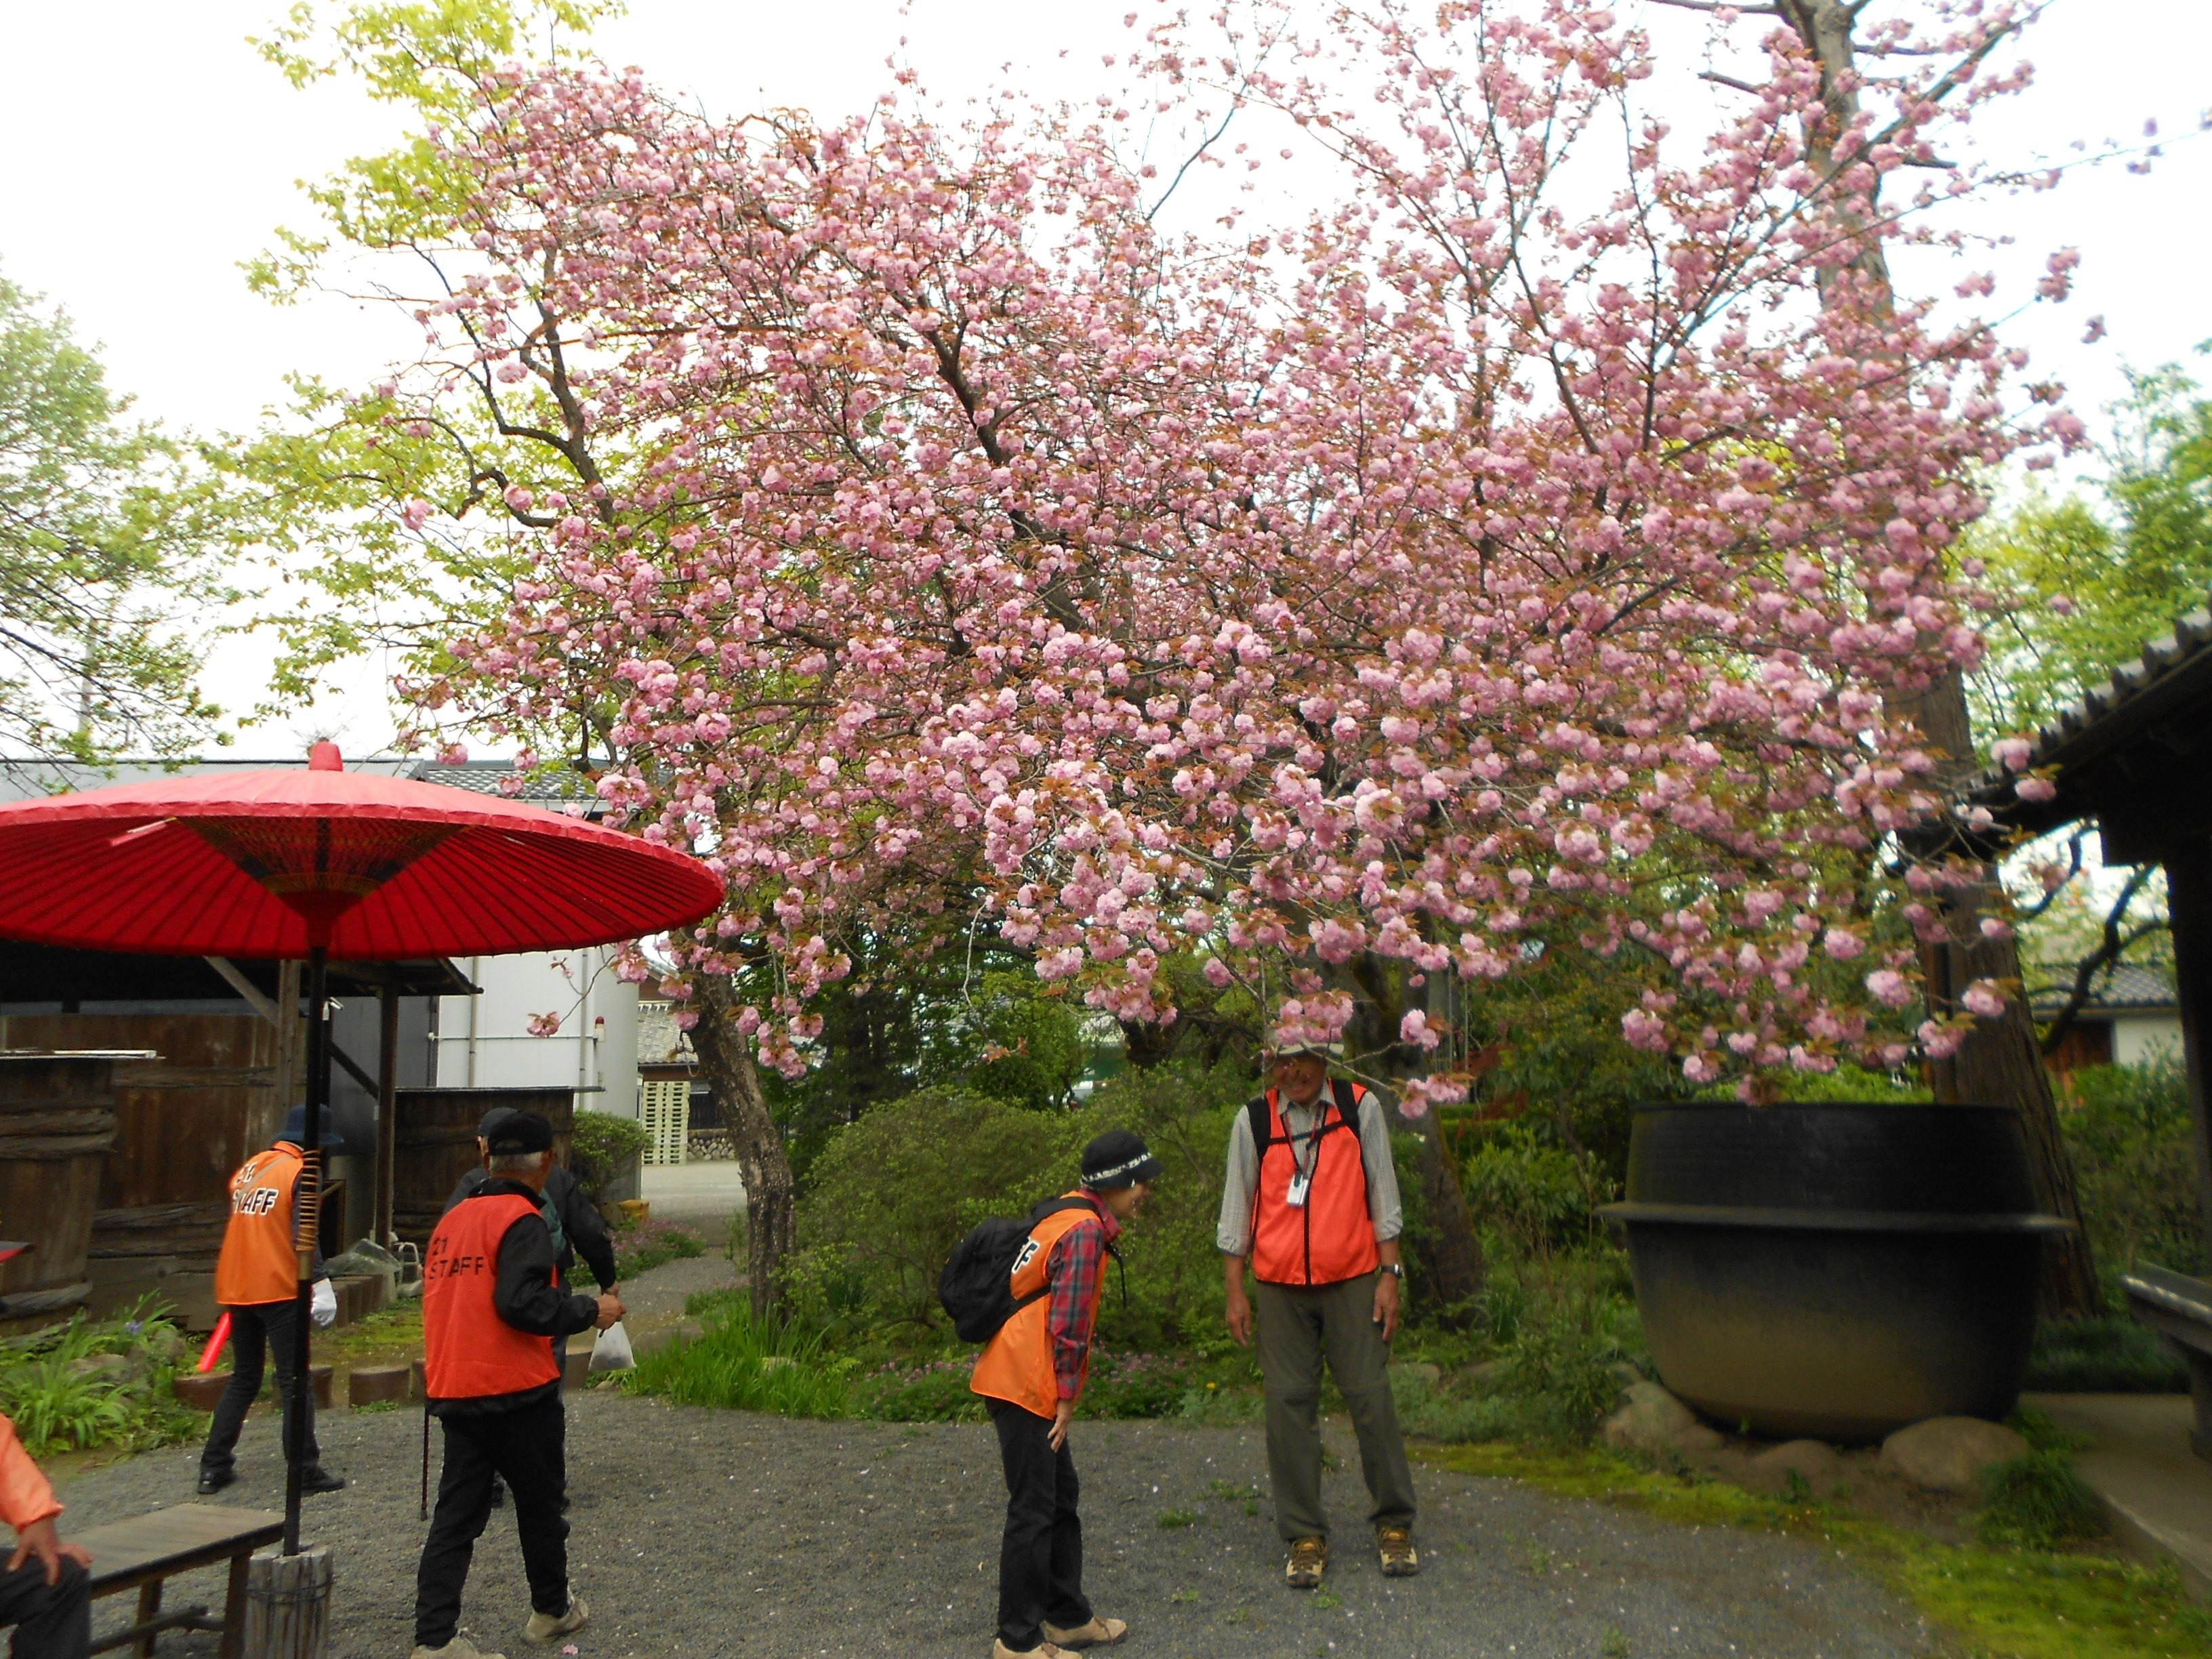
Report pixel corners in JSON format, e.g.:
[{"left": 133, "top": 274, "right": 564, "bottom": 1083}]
[
  {"left": 240, "top": 1547, "right": 331, "bottom": 1659},
  {"left": 2157, "top": 838, "right": 2212, "bottom": 1267},
  {"left": 375, "top": 987, "right": 399, "bottom": 1250}
]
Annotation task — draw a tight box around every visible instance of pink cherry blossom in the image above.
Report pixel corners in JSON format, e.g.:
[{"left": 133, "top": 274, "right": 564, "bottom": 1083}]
[{"left": 395, "top": 2, "right": 2051, "bottom": 1091}]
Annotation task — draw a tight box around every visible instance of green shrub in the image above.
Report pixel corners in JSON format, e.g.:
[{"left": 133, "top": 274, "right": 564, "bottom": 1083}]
[
  {"left": 570, "top": 1110, "right": 651, "bottom": 1206},
  {"left": 626, "top": 1299, "right": 850, "bottom": 1417},
  {"left": 2061, "top": 1059, "right": 2207, "bottom": 1280},
  {"left": 1462, "top": 1122, "right": 1618, "bottom": 1259},
  {"left": 852, "top": 1358, "right": 983, "bottom": 1422},
  {"left": 2026, "top": 1315, "right": 2188, "bottom": 1393},
  {"left": 1977, "top": 1451, "right": 2107, "bottom": 1549}
]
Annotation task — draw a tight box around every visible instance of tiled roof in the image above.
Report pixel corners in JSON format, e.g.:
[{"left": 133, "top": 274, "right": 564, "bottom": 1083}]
[
  {"left": 404, "top": 761, "right": 602, "bottom": 811},
  {"left": 2026, "top": 960, "right": 2177, "bottom": 1015},
  {"left": 1967, "top": 603, "right": 2212, "bottom": 839}
]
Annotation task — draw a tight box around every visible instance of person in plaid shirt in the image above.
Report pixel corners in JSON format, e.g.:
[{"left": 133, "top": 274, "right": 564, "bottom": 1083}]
[{"left": 969, "top": 1130, "right": 1161, "bottom": 1659}]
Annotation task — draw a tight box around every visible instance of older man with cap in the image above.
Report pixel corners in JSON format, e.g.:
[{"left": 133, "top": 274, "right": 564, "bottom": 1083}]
[
  {"left": 445, "top": 1107, "right": 619, "bottom": 1376},
  {"left": 969, "top": 1129, "right": 1160, "bottom": 1659},
  {"left": 1220, "top": 1040, "right": 1418, "bottom": 1589},
  {"left": 197, "top": 1105, "right": 345, "bottom": 1496},
  {"left": 411, "top": 1111, "right": 623, "bottom": 1659}
]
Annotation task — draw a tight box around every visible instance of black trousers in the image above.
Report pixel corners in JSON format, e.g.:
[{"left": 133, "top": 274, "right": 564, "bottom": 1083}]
[
  {"left": 988, "top": 1399, "right": 1091, "bottom": 1651},
  {"left": 413, "top": 1396, "right": 570, "bottom": 1648},
  {"left": 200, "top": 1299, "right": 319, "bottom": 1476},
  {"left": 0, "top": 1557, "right": 90, "bottom": 1659}
]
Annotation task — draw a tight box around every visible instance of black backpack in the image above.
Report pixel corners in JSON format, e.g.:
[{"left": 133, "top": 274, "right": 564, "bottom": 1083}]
[{"left": 939, "top": 1196, "right": 1105, "bottom": 1343}]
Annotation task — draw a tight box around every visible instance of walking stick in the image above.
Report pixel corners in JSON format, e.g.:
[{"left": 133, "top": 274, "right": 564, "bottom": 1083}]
[{"left": 420, "top": 1402, "right": 431, "bottom": 1521}]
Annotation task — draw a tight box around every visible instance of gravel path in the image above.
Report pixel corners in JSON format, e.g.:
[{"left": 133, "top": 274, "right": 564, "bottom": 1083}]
[
  {"left": 56, "top": 1393, "right": 1929, "bottom": 1659},
  {"left": 616, "top": 1248, "right": 742, "bottom": 1332}
]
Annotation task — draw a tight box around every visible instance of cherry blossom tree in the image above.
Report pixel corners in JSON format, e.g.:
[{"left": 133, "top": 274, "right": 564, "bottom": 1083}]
[{"left": 274, "top": 0, "right": 2084, "bottom": 1305}]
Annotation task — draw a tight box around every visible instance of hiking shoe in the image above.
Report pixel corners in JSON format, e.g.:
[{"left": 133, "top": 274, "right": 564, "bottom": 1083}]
[
  {"left": 300, "top": 1466, "right": 345, "bottom": 1494},
  {"left": 411, "top": 1640, "right": 505, "bottom": 1659},
  {"left": 990, "top": 1643, "right": 1069, "bottom": 1659},
  {"left": 194, "top": 1468, "right": 234, "bottom": 1496},
  {"left": 1044, "top": 1616, "right": 1128, "bottom": 1647},
  {"left": 1378, "top": 1524, "right": 1420, "bottom": 1576},
  {"left": 1285, "top": 1535, "right": 1328, "bottom": 1589},
  {"left": 522, "top": 1596, "right": 588, "bottom": 1646}
]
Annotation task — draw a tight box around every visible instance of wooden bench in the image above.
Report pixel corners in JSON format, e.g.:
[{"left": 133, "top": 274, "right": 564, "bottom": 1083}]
[
  {"left": 68, "top": 1504, "right": 284, "bottom": 1658},
  {"left": 2123, "top": 1265, "right": 2212, "bottom": 1462}
]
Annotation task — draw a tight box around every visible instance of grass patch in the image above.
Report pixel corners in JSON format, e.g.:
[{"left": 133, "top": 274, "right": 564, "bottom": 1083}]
[
  {"left": 1157, "top": 1507, "right": 1198, "bottom": 1530},
  {"left": 624, "top": 1299, "right": 849, "bottom": 1417},
  {"left": 2026, "top": 1317, "right": 2188, "bottom": 1393},
  {"left": 1978, "top": 1454, "right": 2108, "bottom": 1551},
  {"left": 1417, "top": 1443, "right": 2212, "bottom": 1658},
  {"left": 611, "top": 1218, "right": 706, "bottom": 1279},
  {"left": 314, "top": 1303, "right": 423, "bottom": 1370},
  {"left": 0, "top": 1299, "right": 197, "bottom": 1455}
]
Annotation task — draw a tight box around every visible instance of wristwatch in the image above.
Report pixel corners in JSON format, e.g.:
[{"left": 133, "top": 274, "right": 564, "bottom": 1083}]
[{"left": 1380, "top": 1263, "right": 1405, "bottom": 1279}]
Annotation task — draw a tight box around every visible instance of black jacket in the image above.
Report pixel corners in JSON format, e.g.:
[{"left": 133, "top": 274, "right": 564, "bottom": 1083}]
[
  {"left": 429, "top": 1176, "right": 602, "bottom": 1418},
  {"left": 443, "top": 1162, "right": 619, "bottom": 1292}
]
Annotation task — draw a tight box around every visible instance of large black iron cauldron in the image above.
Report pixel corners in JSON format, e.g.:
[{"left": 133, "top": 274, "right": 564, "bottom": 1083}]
[{"left": 1599, "top": 1101, "right": 2072, "bottom": 1442}]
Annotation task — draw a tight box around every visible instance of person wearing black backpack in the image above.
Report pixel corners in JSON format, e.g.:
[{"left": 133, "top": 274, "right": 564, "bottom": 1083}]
[
  {"left": 965, "top": 1130, "right": 1160, "bottom": 1659},
  {"left": 1218, "top": 1039, "right": 1418, "bottom": 1591}
]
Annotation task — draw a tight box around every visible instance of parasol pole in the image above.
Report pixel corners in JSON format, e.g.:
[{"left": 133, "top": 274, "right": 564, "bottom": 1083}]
[{"left": 283, "top": 942, "right": 329, "bottom": 1556}]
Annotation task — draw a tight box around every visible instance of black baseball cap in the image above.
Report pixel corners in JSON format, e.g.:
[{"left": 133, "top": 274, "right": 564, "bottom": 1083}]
[
  {"left": 487, "top": 1111, "right": 555, "bottom": 1155},
  {"left": 1081, "top": 1129, "right": 1163, "bottom": 1190},
  {"left": 477, "top": 1105, "right": 522, "bottom": 1138}
]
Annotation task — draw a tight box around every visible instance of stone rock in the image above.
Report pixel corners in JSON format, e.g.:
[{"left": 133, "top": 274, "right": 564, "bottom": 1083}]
[
  {"left": 1608, "top": 1361, "right": 1647, "bottom": 1389},
  {"left": 67, "top": 1353, "right": 131, "bottom": 1383},
  {"left": 1601, "top": 1380, "right": 1707, "bottom": 1453},
  {"left": 1748, "top": 1439, "right": 1849, "bottom": 1494},
  {"left": 1879, "top": 1416, "right": 2026, "bottom": 1494},
  {"left": 1391, "top": 1361, "right": 1443, "bottom": 1386}
]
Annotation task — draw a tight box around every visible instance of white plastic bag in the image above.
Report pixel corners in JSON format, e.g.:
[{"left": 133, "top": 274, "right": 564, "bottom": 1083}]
[{"left": 588, "top": 1320, "right": 636, "bottom": 1372}]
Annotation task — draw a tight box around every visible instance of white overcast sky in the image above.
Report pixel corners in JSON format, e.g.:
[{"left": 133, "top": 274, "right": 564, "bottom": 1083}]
[{"left": 1, "top": 0, "right": 2206, "bottom": 754}]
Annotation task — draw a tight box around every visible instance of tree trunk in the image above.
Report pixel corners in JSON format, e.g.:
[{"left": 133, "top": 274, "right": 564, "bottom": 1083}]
[
  {"left": 688, "top": 977, "right": 796, "bottom": 1322},
  {"left": 1780, "top": 1, "right": 2102, "bottom": 1319},
  {"left": 1395, "top": 1105, "right": 1485, "bottom": 1320}
]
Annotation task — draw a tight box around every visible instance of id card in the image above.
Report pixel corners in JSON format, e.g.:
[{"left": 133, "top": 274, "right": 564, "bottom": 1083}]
[{"left": 1285, "top": 1173, "right": 1311, "bottom": 1208}]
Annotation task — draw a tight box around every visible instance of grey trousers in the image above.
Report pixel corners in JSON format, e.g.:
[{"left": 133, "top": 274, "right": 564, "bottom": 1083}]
[{"left": 1253, "top": 1272, "right": 1417, "bottom": 1542}]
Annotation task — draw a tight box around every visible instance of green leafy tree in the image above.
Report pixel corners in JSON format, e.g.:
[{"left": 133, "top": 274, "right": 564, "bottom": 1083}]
[{"left": 0, "top": 276, "right": 232, "bottom": 761}]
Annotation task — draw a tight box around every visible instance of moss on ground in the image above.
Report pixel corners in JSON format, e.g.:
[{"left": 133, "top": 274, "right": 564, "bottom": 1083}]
[{"left": 1416, "top": 1443, "right": 2212, "bottom": 1659}]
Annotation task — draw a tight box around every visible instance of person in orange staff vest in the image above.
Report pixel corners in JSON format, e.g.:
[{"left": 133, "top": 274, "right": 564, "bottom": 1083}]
[
  {"left": 970, "top": 1130, "right": 1159, "bottom": 1659},
  {"left": 1219, "top": 1038, "right": 1418, "bottom": 1590},
  {"left": 0, "top": 1285, "right": 94, "bottom": 1659},
  {"left": 197, "top": 1105, "right": 344, "bottom": 1496},
  {"left": 410, "top": 1111, "right": 622, "bottom": 1659}
]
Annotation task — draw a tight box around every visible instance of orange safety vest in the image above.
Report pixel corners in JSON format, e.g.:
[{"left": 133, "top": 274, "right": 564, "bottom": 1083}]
[
  {"left": 0, "top": 1414, "right": 58, "bottom": 1532},
  {"left": 970, "top": 1194, "right": 1107, "bottom": 1420},
  {"left": 423, "top": 1193, "right": 564, "bottom": 1401},
  {"left": 1249, "top": 1081, "right": 1380, "bottom": 1288},
  {"left": 215, "top": 1143, "right": 310, "bottom": 1308}
]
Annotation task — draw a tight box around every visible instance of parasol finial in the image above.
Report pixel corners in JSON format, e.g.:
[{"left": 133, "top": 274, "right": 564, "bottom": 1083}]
[{"left": 308, "top": 742, "right": 343, "bottom": 772}]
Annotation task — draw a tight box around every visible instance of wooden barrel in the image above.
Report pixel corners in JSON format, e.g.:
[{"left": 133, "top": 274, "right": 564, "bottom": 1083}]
[
  {"left": 0, "top": 1054, "right": 127, "bottom": 1328},
  {"left": 392, "top": 1088, "right": 576, "bottom": 1245}
]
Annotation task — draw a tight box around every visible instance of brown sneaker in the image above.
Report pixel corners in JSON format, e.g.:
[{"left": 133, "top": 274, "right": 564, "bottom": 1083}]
[
  {"left": 1377, "top": 1524, "right": 1420, "bottom": 1577},
  {"left": 990, "top": 1644, "right": 1069, "bottom": 1659},
  {"left": 1044, "top": 1618, "right": 1127, "bottom": 1648},
  {"left": 1285, "top": 1535, "right": 1328, "bottom": 1589}
]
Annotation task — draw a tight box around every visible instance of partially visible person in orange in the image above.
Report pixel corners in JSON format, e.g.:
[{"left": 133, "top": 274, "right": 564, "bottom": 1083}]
[
  {"left": 197, "top": 1105, "right": 344, "bottom": 1496},
  {"left": 0, "top": 1340, "right": 94, "bottom": 1658}
]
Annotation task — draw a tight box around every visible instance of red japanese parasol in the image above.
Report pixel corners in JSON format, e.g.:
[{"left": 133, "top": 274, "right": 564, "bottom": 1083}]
[
  {"left": 0, "top": 743, "right": 721, "bottom": 1551},
  {"left": 0, "top": 745, "right": 718, "bottom": 958}
]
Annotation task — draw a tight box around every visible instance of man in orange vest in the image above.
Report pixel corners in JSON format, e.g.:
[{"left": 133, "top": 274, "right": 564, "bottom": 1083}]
[
  {"left": 1220, "top": 1040, "right": 1418, "bottom": 1589},
  {"left": 197, "top": 1107, "right": 344, "bottom": 1496},
  {"left": 410, "top": 1112, "right": 622, "bottom": 1659},
  {"left": 970, "top": 1130, "right": 1159, "bottom": 1659}
]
